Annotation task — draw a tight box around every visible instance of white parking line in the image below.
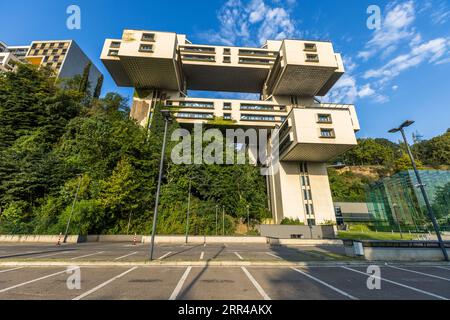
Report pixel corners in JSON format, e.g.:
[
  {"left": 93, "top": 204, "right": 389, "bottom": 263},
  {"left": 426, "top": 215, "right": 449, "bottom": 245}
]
[
  {"left": 169, "top": 266, "right": 192, "bottom": 300},
  {"left": 436, "top": 266, "right": 450, "bottom": 271},
  {"left": 200, "top": 252, "right": 205, "bottom": 260},
  {"left": 0, "top": 267, "right": 25, "bottom": 274},
  {"left": 241, "top": 267, "right": 271, "bottom": 300},
  {"left": 342, "top": 266, "right": 448, "bottom": 300},
  {"left": 266, "top": 252, "right": 281, "bottom": 259},
  {"left": 234, "top": 252, "right": 244, "bottom": 260},
  {"left": 73, "top": 267, "right": 138, "bottom": 300},
  {"left": 114, "top": 252, "right": 138, "bottom": 261},
  {"left": 291, "top": 267, "right": 358, "bottom": 300},
  {"left": 387, "top": 265, "right": 450, "bottom": 282},
  {"left": 70, "top": 251, "right": 105, "bottom": 260},
  {"left": 0, "top": 268, "right": 76, "bottom": 293},
  {"left": 158, "top": 252, "right": 173, "bottom": 260}
]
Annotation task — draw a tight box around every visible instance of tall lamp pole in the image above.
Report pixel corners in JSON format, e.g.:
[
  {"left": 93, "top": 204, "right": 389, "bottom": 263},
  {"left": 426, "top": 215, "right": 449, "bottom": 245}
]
[
  {"left": 64, "top": 175, "right": 82, "bottom": 243},
  {"left": 150, "top": 110, "right": 172, "bottom": 261},
  {"left": 185, "top": 178, "right": 192, "bottom": 244},
  {"left": 215, "top": 205, "right": 219, "bottom": 236},
  {"left": 389, "top": 120, "right": 448, "bottom": 261},
  {"left": 247, "top": 205, "right": 250, "bottom": 233}
]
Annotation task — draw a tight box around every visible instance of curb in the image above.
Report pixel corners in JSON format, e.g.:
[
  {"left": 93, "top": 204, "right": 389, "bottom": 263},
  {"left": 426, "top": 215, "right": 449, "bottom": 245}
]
[{"left": 1, "top": 260, "right": 449, "bottom": 268}]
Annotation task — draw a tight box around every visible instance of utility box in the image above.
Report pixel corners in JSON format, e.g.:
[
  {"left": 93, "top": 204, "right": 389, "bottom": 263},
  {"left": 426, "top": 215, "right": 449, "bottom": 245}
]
[{"left": 353, "top": 241, "right": 365, "bottom": 256}]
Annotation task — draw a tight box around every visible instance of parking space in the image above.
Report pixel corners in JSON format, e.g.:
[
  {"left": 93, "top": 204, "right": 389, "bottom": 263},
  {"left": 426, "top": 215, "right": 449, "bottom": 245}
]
[{"left": 0, "top": 264, "right": 449, "bottom": 300}]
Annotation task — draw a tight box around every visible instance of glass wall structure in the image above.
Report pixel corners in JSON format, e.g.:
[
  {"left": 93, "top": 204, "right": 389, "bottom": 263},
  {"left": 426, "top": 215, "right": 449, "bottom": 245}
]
[{"left": 366, "top": 170, "right": 450, "bottom": 231}]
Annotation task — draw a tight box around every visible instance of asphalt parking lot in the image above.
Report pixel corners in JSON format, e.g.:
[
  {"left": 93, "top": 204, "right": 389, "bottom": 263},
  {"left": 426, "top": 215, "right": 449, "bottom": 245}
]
[
  {"left": 1, "top": 242, "right": 449, "bottom": 300},
  {"left": 0, "top": 242, "right": 347, "bottom": 263}
]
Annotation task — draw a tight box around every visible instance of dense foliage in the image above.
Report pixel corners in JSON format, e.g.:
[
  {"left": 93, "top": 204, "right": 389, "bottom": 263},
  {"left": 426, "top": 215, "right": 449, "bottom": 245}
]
[{"left": 0, "top": 64, "right": 269, "bottom": 235}]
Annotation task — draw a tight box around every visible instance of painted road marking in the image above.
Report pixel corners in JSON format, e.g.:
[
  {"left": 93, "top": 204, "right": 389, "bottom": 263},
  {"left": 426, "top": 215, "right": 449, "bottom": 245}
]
[
  {"left": 234, "top": 252, "right": 244, "bottom": 260},
  {"left": 387, "top": 265, "right": 450, "bottom": 282},
  {"left": 0, "top": 267, "right": 25, "bottom": 274},
  {"left": 266, "top": 252, "right": 281, "bottom": 259},
  {"left": 241, "top": 267, "right": 271, "bottom": 300},
  {"left": 169, "top": 266, "right": 192, "bottom": 300},
  {"left": 114, "top": 252, "right": 138, "bottom": 261},
  {"left": 200, "top": 252, "right": 205, "bottom": 260},
  {"left": 343, "top": 266, "right": 448, "bottom": 300},
  {"left": 0, "top": 268, "right": 77, "bottom": 293},
  {"left": 70, "top": 251, "right": 105, "bottom": 260},
  {"left": 73, "top": 267, "right": 138, "bottom": 300},
  {"left": 292, "top": 267, "right": 358, "bottom": 300},
  {"left": 436, "top": 266, "right": 450, "bottom": 271},
  {"left": 158, "top": 252, "right": 173, "bottom": 260}
]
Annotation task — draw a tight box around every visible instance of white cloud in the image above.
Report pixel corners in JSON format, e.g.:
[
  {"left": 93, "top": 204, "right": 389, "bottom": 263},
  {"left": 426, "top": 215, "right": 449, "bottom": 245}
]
[
  {"left": 358, "top": 84, "right": 375, "bottom": 98},
  {"left": 364, "top": 38, "right": 450, "bottom": 81},
  {"left": 200, "top": 0, "right": 299, "bottom": 47},
  {"left": 392, "top": 85, "right": 399, "bottom": 91},
  {"left": 358, "top": 1, "right": 417, "bottom": 60}
]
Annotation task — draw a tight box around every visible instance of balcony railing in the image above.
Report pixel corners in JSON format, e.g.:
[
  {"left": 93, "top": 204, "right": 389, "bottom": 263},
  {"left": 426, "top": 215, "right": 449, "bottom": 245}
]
[{"left": 182, "top": 54, "right": 216, "bottom": 62}]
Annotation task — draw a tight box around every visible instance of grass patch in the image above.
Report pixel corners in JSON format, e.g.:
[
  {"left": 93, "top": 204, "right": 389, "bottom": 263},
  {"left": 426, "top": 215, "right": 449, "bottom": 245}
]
[{"left": 338, "top": 231, "right": 415, "bottom": 241}]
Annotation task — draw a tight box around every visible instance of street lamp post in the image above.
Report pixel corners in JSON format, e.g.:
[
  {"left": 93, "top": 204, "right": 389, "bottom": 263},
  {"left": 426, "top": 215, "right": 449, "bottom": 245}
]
[
  {"left": 215, "top": 205, "right": 218, "bottom": 236},
  {"left": 247, "top": 205, "right": 250, "bottom": 234},
  {"left": 222, "top": 206, "right": 225, "bottom": 236},
  {"left": 64, "top": 175, "right": 82, "bottom": 243},
  {"left": 389, "top": 120, "right": 448, "bottom": 261},
  {"left": 185, "top": 178, "right": 191, "bottom": 245},
  {"left": 149, "top": 110, "right": 172, "bottom": 261}
]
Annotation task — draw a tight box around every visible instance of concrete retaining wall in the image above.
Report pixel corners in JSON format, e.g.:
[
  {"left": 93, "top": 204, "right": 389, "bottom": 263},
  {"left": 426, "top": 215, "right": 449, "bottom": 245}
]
[
  {"left": 267, "top": 238, "right": 343, "bottom": 246},
  {"left": 0, "top": 235, "right": 80, "bottom": 244},
  {"left": 141, "top": 236, "right": 268, "bottom": 244},
  {"left": 259, "top": 225, "right": 337, "bottom": 239},
  {"left": 343, "top": 240, "right": 450, "bottom": 261},
  {"left": 84, "top": 235, "right": 143, "bottom": 243}
]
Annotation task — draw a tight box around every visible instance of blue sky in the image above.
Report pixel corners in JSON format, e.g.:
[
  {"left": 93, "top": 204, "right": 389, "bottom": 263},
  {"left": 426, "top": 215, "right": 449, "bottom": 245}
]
[{"left": 1, "top": 0, "right": 450, "bottom": 141}]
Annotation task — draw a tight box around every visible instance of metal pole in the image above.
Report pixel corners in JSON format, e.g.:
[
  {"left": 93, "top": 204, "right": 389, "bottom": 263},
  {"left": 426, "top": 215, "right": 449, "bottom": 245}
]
[
  {"left": 126, "top": 211, "right": 133, "bottom": 235},
  {"left": 185, "top": 178, "right": 191, "bottom": 244},
  {"left": 215, "top": 205, "right": 218, "bottom": 236},
  {"left": 150, "top": 119, "right": 169, "bottom": 261},
  {"left": 222, "top": 207, "right": 225, "bottom": 236},
  {"left": 400, "top": 128, "right": 448, "bottom": 261},
  {"left": 64, "top": 175, "right": 82, "bottom": 243},
  {"left": 247, "top": 205, "right": 250, "bottom": 233}
]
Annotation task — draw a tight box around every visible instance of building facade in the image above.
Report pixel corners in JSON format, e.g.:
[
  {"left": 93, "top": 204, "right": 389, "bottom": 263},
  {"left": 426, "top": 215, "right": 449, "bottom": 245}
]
[
  {"left": 0, "top": 39, "right": 102, "bottom": 92},
  {"left": 367, "top": 170, "right": 450, "bottom": 231},
  {"left": 101, "top": 29, "right": 360, "bottom": 225}
]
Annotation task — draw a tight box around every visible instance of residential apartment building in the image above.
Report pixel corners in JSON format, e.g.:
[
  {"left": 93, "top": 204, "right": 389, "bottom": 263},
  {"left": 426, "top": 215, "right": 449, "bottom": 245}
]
[
  {"left": 101, "top": 29, "right": 360, "bottom": 225},
  {"left": 26, "top": 40, "right": 102, "bottom": 90},
  {"left": 0, "top": 39, "right": 102, "bottom": 92}
]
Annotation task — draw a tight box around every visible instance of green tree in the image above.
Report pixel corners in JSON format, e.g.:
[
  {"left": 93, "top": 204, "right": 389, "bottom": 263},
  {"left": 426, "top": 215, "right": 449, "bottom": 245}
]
[{"left": 93, "top": 75, "right": 104, "bottom": 99}]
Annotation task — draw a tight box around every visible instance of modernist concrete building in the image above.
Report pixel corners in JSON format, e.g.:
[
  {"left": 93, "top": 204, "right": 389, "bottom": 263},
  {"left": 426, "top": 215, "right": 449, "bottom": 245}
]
[{"left": 101, "top": 29, "right": 360, "bottom": 225}]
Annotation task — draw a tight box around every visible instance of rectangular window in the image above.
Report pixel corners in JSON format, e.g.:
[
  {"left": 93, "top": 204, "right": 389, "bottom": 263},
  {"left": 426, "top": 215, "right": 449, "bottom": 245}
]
[
  {"left": 239, "top": 57, "right": 272, "bottom": 64},
  {"left": 317, "top": 114, "right": 332, "bottom": 123},
  {"left": 223, "top": 56, "right": 231, "bottom": 63},
  {"left": 223, "top": 114, "right": 232, "bottom": 120},
  {"left": 176, "top": 112, "right": 214, "bottom": 119},
  {"left": 304, "top": 43, "right": 317, "bottom": 52},
  {"left": 108, "top": 50, "right": 119, "bottom": 56},
  {"left": 182, "top": 54, "right": 215, "bottom": 62},
  {"left": 223, "top": 48, "right": 231, "bottom": 55},
  {"left": 320, "top": 128, "right": 336, "bottom": 138},
  {"left": 182, "top": 46, "right": 215, "bottom": 53},
  {"left": 223, "top": 103, "right": 232, "bottom": 110},
  {"left": 180, "top": 101, "right": 214, "bottom": 109},
  {"left": 139, "top": 44, "right": 153, "bottom": 53},
  {"left": 241, "top": 114, "right": 276, "bottom": 122},
  {"left": 141, "top": 33, "right": 156, "bottom": 42},
  {"left": 110, "top": 42, "right": 121, "bottom": 49},
  {"left": 306, "top": 54, "right": 319, "bottom": 62},
  {"left": 240, "top": 104, "right": 274, "bottom": 111}
]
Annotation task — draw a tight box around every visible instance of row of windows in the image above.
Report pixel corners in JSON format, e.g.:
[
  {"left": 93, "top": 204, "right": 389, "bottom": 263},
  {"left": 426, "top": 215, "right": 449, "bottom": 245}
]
[
  {"left": 29, "top": 48, "right": 67, "bottom": 56},
  {"left": 31, "top": 42, "right": 68, "bottom": 51},
  {"left": 176, "top": 112, "right": 214, "bottom": 119},
  {"left": 320, "top": 128, "right": 335, "bottom": 138}
]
